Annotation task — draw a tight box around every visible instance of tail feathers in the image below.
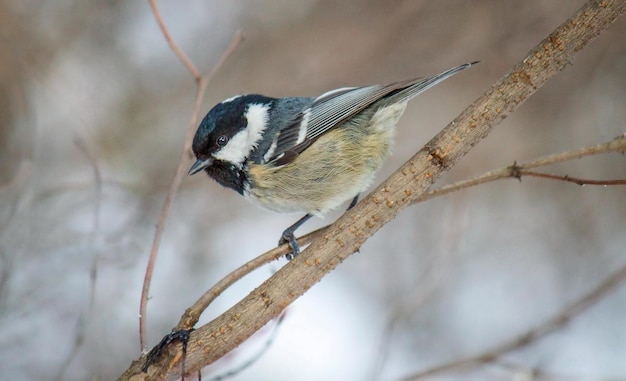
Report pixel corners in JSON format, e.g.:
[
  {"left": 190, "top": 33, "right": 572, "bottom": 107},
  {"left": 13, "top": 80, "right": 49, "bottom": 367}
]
[{"left": 384, "top": 61, "right": 479, "bottom": 105}]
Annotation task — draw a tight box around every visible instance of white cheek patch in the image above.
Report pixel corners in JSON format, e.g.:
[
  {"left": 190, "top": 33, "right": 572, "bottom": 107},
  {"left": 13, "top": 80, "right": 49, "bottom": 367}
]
[
  {"left": 296, "top": 108, "right": 311, "bottom": 144},
  {"left": 213, "top": 103, "right": 269, "bottom": 165},
  {"left": 245, "top": 103, "right": 270, "bottom": 147}
]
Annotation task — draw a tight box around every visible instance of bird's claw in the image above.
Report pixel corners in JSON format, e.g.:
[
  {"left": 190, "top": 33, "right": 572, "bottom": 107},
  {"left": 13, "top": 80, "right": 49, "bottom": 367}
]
[
  {"left": 279, "top": 231, "right": 300, "bottom": 260},
  {"left": 143, "top": 329, "right": 194, "bottom": 372}
]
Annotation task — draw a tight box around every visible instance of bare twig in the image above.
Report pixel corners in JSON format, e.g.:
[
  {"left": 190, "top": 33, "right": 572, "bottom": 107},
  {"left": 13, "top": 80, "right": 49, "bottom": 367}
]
[
  {"left": 184, "top": 31, "right": 243, "bottom": 157},
  {"left": 175, "top": 246, "right": 284, "bottom": 331},
  {"left": 518, "top": 170, "right": 626, "bottom": 186},
  {"left": 400, "top": 262, "right": 626, "bottom": 380},
  {"left": 412, "top": 135, "right": 626, "bottom": 203},
  {"left": 175, "top": 227, "right": 323, "bottom": 331},
  {"left": 139, "top": 70, "right": 195, "bottom": 353},
  {"left": 138, "top": 9, "right": 243, "bottom": 350},
  {"left": 148, "top": 0, "right": 200, "bottom": 80}
]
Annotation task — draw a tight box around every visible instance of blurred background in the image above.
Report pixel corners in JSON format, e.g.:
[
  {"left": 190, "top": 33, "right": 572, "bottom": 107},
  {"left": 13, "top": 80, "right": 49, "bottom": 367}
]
[{"left": 1, "top": 1, "right": 625, "bottom": 380}]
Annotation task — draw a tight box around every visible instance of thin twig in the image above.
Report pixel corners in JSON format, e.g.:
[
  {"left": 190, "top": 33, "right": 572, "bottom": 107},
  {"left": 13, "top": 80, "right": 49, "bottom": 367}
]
[
  {"left": 148, "top": 0, "right": 200, "bottom": 80},
  {"left": 138, "top": 24, "right": 243, "bottom": 351},
  {"left": 175, "top": 228, "right": 322, "bottom": 331},
  {"left": 184, "top": 30, "right": 243, "bottom": 156},
  {"left": 400, "top": 262, "right": 626, "bottom": 380},
  {"left": 412, "top": 135, "right": 626, "bottom": 204},
  {"left": 519, "top": 170, "right": 626, "bottom": 186},
  {"left": 138, "top": 75, "right": 200, "bottom": 353}
]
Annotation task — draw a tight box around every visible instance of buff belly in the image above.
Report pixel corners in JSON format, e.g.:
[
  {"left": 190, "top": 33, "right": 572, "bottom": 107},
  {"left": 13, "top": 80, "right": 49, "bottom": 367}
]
[{"left": 244, "top": 103, "right": 405, "bottom": 215}]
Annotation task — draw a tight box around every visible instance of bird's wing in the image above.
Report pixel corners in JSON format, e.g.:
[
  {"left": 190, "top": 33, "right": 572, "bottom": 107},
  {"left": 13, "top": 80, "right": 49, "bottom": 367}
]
[
  {"left": 267, "top": 81, "right": 416, "bottom": 166},
  {"left": 266, "top": 62, "right": 478, "bottom": 166}
]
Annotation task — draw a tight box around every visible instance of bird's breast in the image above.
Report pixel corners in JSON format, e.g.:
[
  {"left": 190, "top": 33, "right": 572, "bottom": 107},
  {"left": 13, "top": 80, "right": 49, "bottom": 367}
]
[{"left": 244, "top": 121, "right": 395, "bottom": 215}]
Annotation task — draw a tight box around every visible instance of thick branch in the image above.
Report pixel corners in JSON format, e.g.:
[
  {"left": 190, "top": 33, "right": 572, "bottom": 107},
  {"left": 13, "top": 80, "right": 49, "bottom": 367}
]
[
  {"left": 120, "top": 0, "right": 625, "bottom": 379},
  {"left": 179, "top": 135, "right": 626, "bottom": 333}
]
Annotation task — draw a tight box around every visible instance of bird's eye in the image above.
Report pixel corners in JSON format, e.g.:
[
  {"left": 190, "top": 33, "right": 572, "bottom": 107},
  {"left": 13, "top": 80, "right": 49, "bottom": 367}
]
[{"left": 216, "top": 135, "right": 229, "bottom": 147}]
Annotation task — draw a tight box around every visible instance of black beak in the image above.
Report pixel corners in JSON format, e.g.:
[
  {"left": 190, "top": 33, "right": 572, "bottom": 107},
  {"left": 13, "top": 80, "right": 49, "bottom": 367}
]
[{"left": 188, "top": 158, "right": 213, "bottom": 175}]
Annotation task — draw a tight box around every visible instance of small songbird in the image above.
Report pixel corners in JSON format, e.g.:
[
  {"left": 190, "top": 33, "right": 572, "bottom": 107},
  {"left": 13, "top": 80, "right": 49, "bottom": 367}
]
[{"left": 188, "top": 62, "right": 478, "bottom": 258}]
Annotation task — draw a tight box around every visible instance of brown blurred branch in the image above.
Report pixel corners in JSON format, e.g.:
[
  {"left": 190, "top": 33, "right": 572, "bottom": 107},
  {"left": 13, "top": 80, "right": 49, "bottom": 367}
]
[
  {"left": 138, "top": 1, "right": 243, "bottom": 352},
  {"left": 400, "top": 262, "right": 626, "bottom": 380},
  {"left": 55, "top": 137, "right": 103, "bottom": 381},
  {"left": 120, "top": 0, "right": 625, "bottom": 379},
  {"left": 148, "top": 0, "right": 200, "bottom": 80}
]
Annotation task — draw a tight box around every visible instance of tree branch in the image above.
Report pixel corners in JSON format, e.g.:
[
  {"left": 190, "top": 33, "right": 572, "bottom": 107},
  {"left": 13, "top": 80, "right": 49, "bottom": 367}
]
[
  {"left": 148, "top": 0, "right": 200, "bottom": 80},
  {"left": 139, "top": 4, "right": 243, "bottom": 351},
  {"left": 412, "top": 135, "right": 626, "bottom": 202},
  {"left": 120, "top": 0, "right": 625, "bottom": 379},
  {"left": 177, "top": 134, "right": 626, "bottom": 333}
]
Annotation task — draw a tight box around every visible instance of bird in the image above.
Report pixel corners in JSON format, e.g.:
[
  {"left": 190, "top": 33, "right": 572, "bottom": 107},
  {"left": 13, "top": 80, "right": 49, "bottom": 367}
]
[{"left": 188, "top": 61, "right": 478, "bottom": 258}]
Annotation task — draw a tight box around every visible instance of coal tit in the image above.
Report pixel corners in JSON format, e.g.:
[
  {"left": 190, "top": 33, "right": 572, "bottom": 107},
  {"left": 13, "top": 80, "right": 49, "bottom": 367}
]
[{"left": 189, "top": 62, "right": 478, "bottom": 258}]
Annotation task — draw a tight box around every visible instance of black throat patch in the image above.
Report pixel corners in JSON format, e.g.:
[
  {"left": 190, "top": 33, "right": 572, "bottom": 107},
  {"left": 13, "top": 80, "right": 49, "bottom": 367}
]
[{"left": 204, "top": 160, "right": 247, "bottom": 195}]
